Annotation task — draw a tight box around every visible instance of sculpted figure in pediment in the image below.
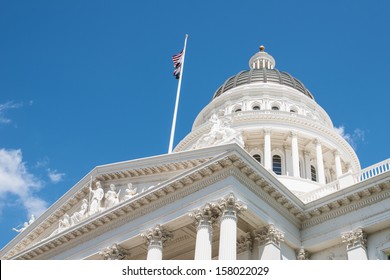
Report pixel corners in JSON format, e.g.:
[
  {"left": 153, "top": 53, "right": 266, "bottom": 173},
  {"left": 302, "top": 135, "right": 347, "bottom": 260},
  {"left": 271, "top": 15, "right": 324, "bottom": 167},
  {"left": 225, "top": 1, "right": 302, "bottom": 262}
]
[
  {"left": 70, "top": 199, "right": 88, "bottom": 226},
  {"left": 123, "top": 183, "right": 137, "bottom": 201},
  {"left": 89, "top": 181, "right": 104, "bottom": 215},
  {"left": 58, "top": 214, "right": 71, "bottom": 232},
  {"left": 104, "top": 184, "right": 120, "bottom": 209}
]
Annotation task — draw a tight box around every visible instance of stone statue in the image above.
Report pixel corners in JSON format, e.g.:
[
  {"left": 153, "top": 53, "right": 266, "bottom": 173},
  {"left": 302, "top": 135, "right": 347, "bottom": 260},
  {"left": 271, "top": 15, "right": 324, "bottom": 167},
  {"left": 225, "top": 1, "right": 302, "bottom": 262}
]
[
  {"left": 104, "top": 184, "right": 120, "bottom": 209},
  {"left": 193, "top": 114, "right": 244, "bottom": 149},
  {"left": 70, "top": 199, "right": 88, "bottom": 226},
  {"left": 12, "top": 214, "right": 36, "bottom": 233},
  {"left": 89, "top": 181, "right": 104, "bottom": 215},
  {"left": 58, "top": 214, "right": 71, "bottom": 233},
  {"left": 28, "top": 214, "right": 35, "bottom": 225},
  {"left": 123, "top": 183, "right": 137, "bottom": 201},
  {"left": 12, "top": 222, "right": 29, "bottom": 233}
]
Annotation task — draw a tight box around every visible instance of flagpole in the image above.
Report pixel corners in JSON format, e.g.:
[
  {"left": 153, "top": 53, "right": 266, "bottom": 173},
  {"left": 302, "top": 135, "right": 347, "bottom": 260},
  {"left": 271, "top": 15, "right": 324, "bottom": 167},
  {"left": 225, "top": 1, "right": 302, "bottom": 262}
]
[{"left": 168, "top": 34, "right": 188, "bottom": 154}]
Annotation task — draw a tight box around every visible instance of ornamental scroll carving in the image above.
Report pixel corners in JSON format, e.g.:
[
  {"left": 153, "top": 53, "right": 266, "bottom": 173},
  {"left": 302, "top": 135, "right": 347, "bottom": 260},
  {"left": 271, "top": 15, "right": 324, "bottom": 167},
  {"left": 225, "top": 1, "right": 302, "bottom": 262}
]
[
  {"left": 253, "top": 224, "right": 284, "bottom": 247},
  {"left": 237, "top": 232, "right": 253, "bottom": 252},
  {"left": 141, "top": 225, "right": 173, "bottom": 247},
  {"left": 296, "top": 248, "right": 310, "bottom": 260},
  {"left": 99, "top": 243, "right": 130, "bottom": 260},
  {"left": 341, "top": 228, "right": 367, "bottom": 250},
  {"left": 189, "top": 203, "right": 221, "bottom": 227},
  {"left": 216, "top": 193, "right": 247, "bottom": 216}
]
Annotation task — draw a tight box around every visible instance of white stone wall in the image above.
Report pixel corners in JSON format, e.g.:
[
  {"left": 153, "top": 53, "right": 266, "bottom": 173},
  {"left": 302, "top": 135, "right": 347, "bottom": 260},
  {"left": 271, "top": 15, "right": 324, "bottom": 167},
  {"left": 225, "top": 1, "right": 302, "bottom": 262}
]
[{"left": 310, "top": 243, "right": 347, "bottom": 260}]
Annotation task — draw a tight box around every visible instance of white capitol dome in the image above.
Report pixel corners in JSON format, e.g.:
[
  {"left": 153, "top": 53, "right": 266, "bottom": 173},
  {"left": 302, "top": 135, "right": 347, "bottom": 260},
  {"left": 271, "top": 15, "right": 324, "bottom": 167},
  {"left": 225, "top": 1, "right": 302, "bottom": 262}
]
[{"left": 175, "top": 46, "right": 360, "bottom": 195}]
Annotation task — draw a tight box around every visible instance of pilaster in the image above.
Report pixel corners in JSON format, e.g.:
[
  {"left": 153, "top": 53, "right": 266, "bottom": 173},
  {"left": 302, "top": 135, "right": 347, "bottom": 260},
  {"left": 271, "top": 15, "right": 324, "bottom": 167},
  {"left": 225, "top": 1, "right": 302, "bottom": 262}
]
[
  {"left": 342, "top": 228, "right": 368, "bottom": 260},
  {"left": 253, "top": 224, "right": 284, "bottom": 260}
]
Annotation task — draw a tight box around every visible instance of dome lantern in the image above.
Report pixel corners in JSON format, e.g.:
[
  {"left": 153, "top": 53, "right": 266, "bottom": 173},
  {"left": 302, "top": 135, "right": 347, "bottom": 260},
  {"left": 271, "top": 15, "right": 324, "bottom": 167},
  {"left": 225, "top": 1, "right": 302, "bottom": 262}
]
[{"left": 249, "top": 45, "right": 275, "bottom": 70}]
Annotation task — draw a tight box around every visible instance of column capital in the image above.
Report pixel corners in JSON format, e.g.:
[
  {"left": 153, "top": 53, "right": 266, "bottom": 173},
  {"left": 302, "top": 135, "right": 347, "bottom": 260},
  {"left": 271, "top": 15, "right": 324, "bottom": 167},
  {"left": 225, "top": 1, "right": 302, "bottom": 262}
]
[
  {"left": 253, "top": 224, "right": 284, "bottom": 247},
  {"left": 99, "top": 243, "right": 130, "bottom": 260},
  {"left": 141, "top": 225, "right": 173, "bottom": 247},
  {"left": 263, "top": 128, "right": 271, "bottom": 134},
  {"left": 237, "top": 232, "right": 253, "bottom": 253},
  {"left": 189, "top": 202, "right": 221, "bottom": 227},
  {"left": 216, "top": 193, "right": 247, "bottom": 215},
  {"left": 290, "top": 131, "right": 298, "bottom": 138},
  {"left": 313, "top": 138, "right": 321, "bottom": 145},
  {"left": 303, "top": 150, "right": 311, "bottom": 157},
  {"left": 333, "top": 150, "right": 340, "bottom": 156},
  {"left": 341, "top": 228, "right": 367, "bottom": 250},
  {"left": 296, "top": 248, "right": 310, "bottom": 260}
]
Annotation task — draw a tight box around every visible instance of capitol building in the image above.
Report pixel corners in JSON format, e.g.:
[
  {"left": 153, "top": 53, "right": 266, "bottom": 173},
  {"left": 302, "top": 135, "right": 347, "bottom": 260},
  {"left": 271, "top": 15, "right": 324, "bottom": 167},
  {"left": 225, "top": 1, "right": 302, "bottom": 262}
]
[{"left": 1, "top": 46, "right": 390, "bottom": 260}]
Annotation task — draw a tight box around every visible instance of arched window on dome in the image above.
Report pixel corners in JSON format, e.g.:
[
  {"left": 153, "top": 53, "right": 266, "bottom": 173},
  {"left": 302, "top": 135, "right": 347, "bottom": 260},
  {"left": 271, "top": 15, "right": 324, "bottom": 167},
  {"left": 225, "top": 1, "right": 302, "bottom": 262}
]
[
  {"left": 253, "top": 105, "right": 261, "bottom": 110},
  {"left": 273, "top": 155, "right": 282, "bottom": 175},
  {"left": 232, "top": 105, "right": 242, "bottom": 113},
  {"left": 311, "top": 165, "right": 317, "bottom": 182},
  {"left": 271, "top": 105, "right": 280, "bottom": 111},
  {"left": 253, "top": 154, "right": 261, "bottom": 163}
]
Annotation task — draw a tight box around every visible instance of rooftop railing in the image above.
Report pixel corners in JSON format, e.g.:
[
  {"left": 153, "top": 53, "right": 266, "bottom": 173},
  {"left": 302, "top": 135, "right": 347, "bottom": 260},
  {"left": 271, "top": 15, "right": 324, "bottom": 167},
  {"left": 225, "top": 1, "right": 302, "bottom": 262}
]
[{"left": 298, "top": 158, "right": 390, "bottom": 203}]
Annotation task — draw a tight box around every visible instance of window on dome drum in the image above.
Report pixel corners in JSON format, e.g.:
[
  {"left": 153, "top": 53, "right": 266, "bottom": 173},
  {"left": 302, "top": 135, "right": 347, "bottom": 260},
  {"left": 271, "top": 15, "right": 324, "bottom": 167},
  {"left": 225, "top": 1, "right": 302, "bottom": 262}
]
[
  {"left": 311, "top": 165, "right": 317, "bottom": 182},
  {"left": 253, "top": 154, "right": 261, "bottom": 163},
  {"left": 272, "top": 155, "right": 282, "bottom": 175},
  {"left": 253, "top": 105, "right": 260, "bottom": 110},
  {"left": 235, "top": 108, "right": 242, "bottom": 112},
  {"left": 272, "top": 106, "right": 279, "bottom": 111},
  {"left": 290, "top": 109, "right": 296, "bottom": 113}
]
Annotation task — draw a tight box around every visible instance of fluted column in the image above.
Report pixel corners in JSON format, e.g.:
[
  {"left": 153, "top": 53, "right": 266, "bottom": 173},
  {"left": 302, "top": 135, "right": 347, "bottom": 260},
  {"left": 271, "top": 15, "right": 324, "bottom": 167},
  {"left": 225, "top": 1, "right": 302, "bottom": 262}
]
[
  {"left": 189, "top": 203, "right": 220, "bottom": 260},
  {"left": 264, "top": 129, "right": 272, "bottom": 170},
  {"left": 141, "top": 225, "right": 173, "bottom": 260},
  {"left": 334, "top": 151, "right": 343, "bottom": 178},
  {"left": 254, "top": 224, "right": 284, "bottom": 260},
  {"left": 217, "top": 193, "right": 246, "bottom": 260},
  {"left": 314, "top": 139, "right": 326, "bottom": 184},
  {"left": 291, "top": 132, "right": 300, "bottom": 177},
  {"left": 99, "top": 243, "right": 130, "bottom": 260},
  {"left": 342, "top": 228, "right": 368, "bottom": 260}
]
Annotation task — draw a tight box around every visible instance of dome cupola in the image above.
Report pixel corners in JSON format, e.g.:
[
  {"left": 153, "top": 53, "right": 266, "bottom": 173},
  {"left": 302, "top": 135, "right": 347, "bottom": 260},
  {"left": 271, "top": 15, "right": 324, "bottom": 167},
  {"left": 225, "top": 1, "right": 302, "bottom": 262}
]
[{"left": 174, "top": 45, "right": 360, "bottom": 196}]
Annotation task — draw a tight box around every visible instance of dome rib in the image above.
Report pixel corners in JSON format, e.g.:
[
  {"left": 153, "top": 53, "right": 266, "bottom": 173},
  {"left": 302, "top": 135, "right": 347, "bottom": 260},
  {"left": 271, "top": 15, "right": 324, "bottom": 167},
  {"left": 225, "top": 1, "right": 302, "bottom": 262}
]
[{"left": 212, "top": 68, "right": 314, "bottom": 100}]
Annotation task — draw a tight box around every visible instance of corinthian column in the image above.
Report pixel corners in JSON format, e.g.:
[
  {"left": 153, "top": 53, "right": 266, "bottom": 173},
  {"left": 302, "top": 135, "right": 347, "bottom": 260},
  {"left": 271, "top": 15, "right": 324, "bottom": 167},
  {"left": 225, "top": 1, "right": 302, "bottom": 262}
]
[
  {"left": 141, "top": 225, "right": 173, "bottom": 260},
  {"left": 253, "top": 224, "right": 284, "bottom": 260},
  {"left": 217, "top": 193, "right": 247, "bottom": 260},
  {"left": 341, "top": 228, "right": 368, "bottom": 260},
  {"left": 189, "top": 203, "right": 221, "bottom": 260}
]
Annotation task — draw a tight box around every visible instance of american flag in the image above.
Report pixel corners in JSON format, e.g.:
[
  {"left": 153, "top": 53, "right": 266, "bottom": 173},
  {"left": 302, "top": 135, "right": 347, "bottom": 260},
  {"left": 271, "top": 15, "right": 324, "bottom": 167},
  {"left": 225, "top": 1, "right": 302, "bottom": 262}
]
[{"left": 172, "top": 50, "right": 183, "bottom": 79}]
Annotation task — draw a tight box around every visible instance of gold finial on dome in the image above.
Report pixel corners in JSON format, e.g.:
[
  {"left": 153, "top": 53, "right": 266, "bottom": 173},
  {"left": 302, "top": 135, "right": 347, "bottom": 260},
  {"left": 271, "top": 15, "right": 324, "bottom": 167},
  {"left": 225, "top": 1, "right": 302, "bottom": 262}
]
[{"left": 259, "top": 45, "right": 265, "bottom": 52}]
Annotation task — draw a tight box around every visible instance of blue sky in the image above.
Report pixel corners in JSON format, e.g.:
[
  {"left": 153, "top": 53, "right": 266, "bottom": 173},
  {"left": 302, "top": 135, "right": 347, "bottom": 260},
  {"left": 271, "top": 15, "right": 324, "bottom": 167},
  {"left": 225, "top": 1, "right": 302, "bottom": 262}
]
[{"left": 1, "top": 0, "right": 389, "bottom": 249}]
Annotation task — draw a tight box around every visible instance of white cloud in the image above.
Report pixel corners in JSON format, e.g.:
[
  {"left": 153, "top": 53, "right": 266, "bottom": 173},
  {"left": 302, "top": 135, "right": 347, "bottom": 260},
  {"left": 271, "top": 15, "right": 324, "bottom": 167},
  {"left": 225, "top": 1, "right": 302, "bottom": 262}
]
[
  {"left": 335, "top": 126, "right": 365, "bottom": 150},
  {"left": 0, "top": 101, "right": 22, "bottom": 124},
  {"left": 47, "top": 169, "right": 65, "bottom": 183},
  {"left": 0, "top": 148, "right": 48, "bottom": 217}
]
